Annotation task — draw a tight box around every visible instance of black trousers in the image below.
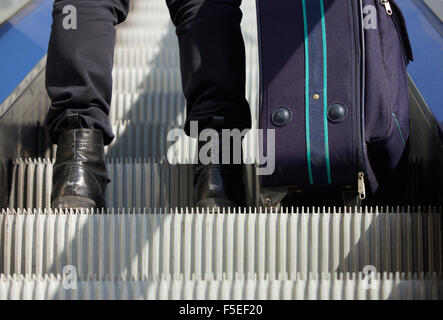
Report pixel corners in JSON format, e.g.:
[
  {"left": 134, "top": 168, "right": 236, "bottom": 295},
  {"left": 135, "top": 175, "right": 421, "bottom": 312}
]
[{"left": 45, "top": 0, "right": 252, "bottom": 146}]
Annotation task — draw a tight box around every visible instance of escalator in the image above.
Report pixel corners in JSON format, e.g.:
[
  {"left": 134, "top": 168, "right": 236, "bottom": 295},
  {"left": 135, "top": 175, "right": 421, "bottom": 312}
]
[{"left": 0, "top": 0, "right": 442, "bottom": 300}]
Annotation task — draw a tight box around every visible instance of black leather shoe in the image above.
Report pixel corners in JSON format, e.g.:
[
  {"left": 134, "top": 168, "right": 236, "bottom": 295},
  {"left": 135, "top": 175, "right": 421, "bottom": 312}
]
[
  {"left": 193, "top": 130, "right": 245, "bottom": 210},
  {"left": 51, "top": 126, "right": 110, "bottom": 210}
]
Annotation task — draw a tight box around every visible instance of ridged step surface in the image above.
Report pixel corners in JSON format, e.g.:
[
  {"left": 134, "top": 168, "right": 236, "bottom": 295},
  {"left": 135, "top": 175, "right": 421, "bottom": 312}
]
[
  {"left": 8, "top": 159, "right": 193, "bottom": 209},
  {"left": 8, "top": 158, "right": 261, "bottom": 209},
  {"left": 1, "top": 273, "right": 441, "bottom": 300},
  {"left": 1, "top": 208, "right": 441, "bottom": 278}
]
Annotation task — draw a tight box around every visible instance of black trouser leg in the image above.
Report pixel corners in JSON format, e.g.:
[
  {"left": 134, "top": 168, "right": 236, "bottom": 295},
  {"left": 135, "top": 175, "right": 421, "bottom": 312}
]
[
  {"left": 167, "top": 0, "right": 250, "bottom": 208},
  {"left": 45, "top": 0, "right": 130, "bottom": 146},
  {"left": 166, "top": 0, "right": 252, "bottom": 135}
]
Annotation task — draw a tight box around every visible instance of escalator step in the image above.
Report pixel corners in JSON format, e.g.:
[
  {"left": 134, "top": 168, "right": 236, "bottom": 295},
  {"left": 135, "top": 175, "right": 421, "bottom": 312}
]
[
  {"left": 109, "top": 92, "right": 186, "bottom": 124},
  {"left": 113, "top": 46, "right": 258, "bottom": 68},
  {"left": 105, "top": 122, "right": 261, "bottom": 160},
  {"left": 7, "top": 158, "right": 193, "bottom": 209},
  {"left": 1, "top": 273, "right": 442, "bottom": 300},
  {"left": 108, "top": 91, "right": 259, "bottom": 126},
  {"left": 7, "top": 158, "right": 261, "bottom": 209},
  {"left": 111, "top": 67, "right": 259, "bottom": 94},
  {"left": 1, "top": 208, "right": 441, "bottom": 277}
]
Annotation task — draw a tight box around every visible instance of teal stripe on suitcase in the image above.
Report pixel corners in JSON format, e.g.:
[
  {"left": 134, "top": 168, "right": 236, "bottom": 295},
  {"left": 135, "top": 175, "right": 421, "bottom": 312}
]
[{"left": 302, "top": 0, "right": 332, "bottom": 185}]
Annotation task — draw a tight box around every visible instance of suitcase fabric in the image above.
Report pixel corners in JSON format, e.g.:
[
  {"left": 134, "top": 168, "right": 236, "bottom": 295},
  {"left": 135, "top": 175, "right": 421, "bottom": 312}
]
[{"left": 256, "top": 0, "right": 413, "bottom": 198}]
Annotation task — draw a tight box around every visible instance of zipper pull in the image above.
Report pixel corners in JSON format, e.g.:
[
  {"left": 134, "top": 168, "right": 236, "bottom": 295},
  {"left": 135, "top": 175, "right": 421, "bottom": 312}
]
[
  {"left": 358, "top": 172, "right": 366, "bottom": 200},
  {"left": 381, "top": 0, "right": 393, "bottom": 16}
]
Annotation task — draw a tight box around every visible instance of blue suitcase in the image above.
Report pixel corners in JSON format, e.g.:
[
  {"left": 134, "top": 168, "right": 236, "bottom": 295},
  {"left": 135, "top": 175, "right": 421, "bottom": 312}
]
[{"left": 256, "top": 0, "right": 413, "bottom": 206}]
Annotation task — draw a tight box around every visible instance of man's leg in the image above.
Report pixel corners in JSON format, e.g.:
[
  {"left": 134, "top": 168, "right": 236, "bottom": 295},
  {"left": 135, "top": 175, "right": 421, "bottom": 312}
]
[
  {"left": 166, "top": 0, "right": 251, "bottom": 134},
  {"left": 45, "top": 0, "right": 130, "bottom": 146},
  {"left": 45, "top": 0, "right": 130, "bottom": 209},
  {"left": 166, "top": 0, "right": 252, "bottom": 209}
]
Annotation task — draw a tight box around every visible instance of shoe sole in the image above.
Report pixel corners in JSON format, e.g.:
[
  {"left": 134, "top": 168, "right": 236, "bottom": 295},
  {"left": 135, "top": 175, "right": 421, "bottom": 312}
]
[{"left": 52, "top": 195, "right": 97, "bottom": 211}]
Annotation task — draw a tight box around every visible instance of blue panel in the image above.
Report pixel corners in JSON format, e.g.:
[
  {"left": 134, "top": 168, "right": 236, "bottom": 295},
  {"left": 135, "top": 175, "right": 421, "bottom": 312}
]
[
  {"left": 0, "top": 0, "right": 52, "bottom": 105},
  {"left": 397, "top": 0, "right": 443, "bottom": 123}
]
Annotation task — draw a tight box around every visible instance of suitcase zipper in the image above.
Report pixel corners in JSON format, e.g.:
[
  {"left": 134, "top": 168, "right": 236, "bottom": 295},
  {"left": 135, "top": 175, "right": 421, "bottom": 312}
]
[
  {"left": 381, "top": 0, "right": 393, "bottom": 16},
  {"left": 383, "top": 0, "right": 414, "bottom": 64},
  {"left": 353, "top": 0, "right": 367, "bottom": 197},
  {"left": 358, "top": 172, "right": 366, "bottom": 200}
]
